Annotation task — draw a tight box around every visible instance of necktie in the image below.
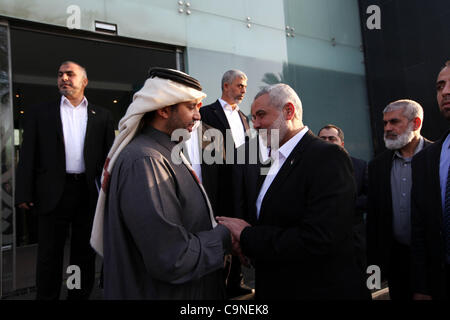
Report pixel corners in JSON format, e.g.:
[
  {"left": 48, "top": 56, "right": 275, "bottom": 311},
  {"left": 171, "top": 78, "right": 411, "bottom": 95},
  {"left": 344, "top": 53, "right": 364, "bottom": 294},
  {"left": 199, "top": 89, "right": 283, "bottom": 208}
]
[
  {"left": 445, "top": 164, "right": 450, "bottom": 261},
  {"left": 179, "top": 151, "right": 217, "bottom": 228}
]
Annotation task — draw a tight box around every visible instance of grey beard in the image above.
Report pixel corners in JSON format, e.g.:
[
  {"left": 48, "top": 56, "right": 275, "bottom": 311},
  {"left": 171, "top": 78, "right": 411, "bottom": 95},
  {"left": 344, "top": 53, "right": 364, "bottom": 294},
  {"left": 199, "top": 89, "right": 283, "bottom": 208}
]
[{"left": 384, "top": 127, "right": 415, "bottom": 150}]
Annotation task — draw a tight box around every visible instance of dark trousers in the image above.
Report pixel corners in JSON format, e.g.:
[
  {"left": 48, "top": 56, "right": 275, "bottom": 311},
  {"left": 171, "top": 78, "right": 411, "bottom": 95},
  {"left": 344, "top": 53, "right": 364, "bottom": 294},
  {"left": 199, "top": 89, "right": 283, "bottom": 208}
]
[
  {"left": 36, "top": 174, "right": 96, "bottom": 300},
  {"left": 387, "top": 240, "right": 412, "bottom": 300}
]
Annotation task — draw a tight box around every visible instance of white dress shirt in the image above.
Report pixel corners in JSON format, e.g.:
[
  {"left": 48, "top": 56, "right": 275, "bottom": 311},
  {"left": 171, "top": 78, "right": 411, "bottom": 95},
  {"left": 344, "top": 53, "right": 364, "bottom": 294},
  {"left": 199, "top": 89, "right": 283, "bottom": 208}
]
[
  {"left": 185, "top": 121, "right": 203, "bottom": 184},
  {"left": 218, "top": 98, "right": 246, "bottom": 148},
  {"left": 256, "top": 126, "right": 309, "bottom": 218},
  {"left": 60, "top": 96, "right": 88, "bottom": 173}
]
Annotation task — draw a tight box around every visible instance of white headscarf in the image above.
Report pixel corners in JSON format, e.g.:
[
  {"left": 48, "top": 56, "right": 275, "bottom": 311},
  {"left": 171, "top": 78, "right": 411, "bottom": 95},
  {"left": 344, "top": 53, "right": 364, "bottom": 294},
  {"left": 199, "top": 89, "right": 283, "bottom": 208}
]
[{"left": 90, "top": 76, "right": 206, "bottom": 256}]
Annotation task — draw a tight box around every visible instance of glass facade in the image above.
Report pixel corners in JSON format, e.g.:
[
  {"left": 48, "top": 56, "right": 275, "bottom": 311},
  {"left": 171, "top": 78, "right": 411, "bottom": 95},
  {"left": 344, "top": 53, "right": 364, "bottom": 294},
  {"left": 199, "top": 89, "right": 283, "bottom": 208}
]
[
  {"left": 0, "top": 0, "right": 372, "bottom": 296},
  {"left": 0, "top": 22, "right": 14, "bottom": 296},
  {"left": 0, "top": 0, "right": 371, "bottom": 156},
  {"left": 282, "top": 0, "right": 371, "bottom": 160}
]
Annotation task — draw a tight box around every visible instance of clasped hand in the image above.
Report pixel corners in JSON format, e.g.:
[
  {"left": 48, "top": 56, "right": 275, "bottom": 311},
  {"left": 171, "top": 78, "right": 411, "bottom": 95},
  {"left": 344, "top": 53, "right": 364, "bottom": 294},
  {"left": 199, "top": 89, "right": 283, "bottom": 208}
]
[{"left": 216, "top": 216, "right": 251, "bottom": 267}]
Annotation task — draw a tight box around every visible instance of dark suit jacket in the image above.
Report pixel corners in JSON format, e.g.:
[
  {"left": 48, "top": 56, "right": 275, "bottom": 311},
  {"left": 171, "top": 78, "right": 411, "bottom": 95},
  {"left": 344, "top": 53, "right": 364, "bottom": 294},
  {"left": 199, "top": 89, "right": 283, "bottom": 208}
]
[
  {"left": 238, "top": 131, "right": 369, "bottom": 300},
  {"left": 411, "top": 130, "right": 449, "bottom": 299},
  {"left": 200, "top": 99, "right": 250, "bottom": 148},
  {"left": 350, "top": 156, "right": 368, "bottom": 271},
  {"left": 232, "top": 136, "right": 268, "bottom": 224},
  {"left": 351, "top": 156, "right": 368, "bottom": 219},
  {"left": 367, "top": 138, "right": 433, "bottom": 277},
  {"left": 200, "top": 99, "right": 250, "bottom": 218},
  {"left": 15, "top": 99, "right": 115, "bottom": 214},
  {"left": 193, "top": 122, "right": 227, "bottom": 218}
]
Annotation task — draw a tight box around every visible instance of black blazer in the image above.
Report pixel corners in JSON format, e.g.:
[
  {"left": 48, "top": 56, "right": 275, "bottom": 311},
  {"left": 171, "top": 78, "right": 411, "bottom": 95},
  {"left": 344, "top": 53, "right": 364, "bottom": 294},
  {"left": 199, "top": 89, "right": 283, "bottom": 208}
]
[
  {"left": 350, "top": 156, "right": 368, "bottom": 271},
  {"left": 351, "top": 156, "right": 368, "bottom": 219},
  {"left": 367, "top": 138, "right": 433, "bottom": 276},
  {"left": 411, "top": 130, "right": 449, "bottom": 299},
  {"left": 15, "top": 99, "right": 115, "bottom": 214},
  {"left": 239, "top": 131, "right": 369, "bottom": 300},
  {"left": 200, "top": 100, "right": 250, "bottom": 218},
  {"left": 232, "top": 136, "right": 271, "bottom": 225},
  {"left": 200, "top": 99, "right": 250, "bottom": 148}
]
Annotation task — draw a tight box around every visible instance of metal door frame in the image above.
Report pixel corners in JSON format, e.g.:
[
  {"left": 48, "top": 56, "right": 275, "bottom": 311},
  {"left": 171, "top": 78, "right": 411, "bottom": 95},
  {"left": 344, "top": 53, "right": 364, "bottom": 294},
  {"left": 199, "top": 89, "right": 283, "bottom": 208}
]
[{"left": 0, "top": 18, "right": 16, "bottom": 298}]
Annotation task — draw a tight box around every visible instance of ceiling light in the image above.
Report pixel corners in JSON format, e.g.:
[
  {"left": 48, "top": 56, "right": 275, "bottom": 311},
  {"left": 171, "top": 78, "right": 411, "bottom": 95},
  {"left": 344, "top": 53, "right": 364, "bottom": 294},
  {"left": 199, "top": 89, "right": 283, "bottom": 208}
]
[{"left": 95, "top": 21, "right": 118, "bottom": 35}]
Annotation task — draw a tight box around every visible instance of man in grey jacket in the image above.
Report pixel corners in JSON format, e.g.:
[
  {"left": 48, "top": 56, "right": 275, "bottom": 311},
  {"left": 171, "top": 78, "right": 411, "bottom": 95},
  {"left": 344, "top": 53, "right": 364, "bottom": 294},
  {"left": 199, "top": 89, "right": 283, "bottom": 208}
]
[{"left": 97, "top": 68, "right": 231, "bottom": 299}]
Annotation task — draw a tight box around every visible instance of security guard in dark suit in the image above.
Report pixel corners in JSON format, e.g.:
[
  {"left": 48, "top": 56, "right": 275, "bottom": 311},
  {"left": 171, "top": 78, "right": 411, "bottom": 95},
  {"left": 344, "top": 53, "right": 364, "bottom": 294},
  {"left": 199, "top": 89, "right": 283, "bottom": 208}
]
[{"left": 15, "top": 61, "right": 115, "bottom": 300}]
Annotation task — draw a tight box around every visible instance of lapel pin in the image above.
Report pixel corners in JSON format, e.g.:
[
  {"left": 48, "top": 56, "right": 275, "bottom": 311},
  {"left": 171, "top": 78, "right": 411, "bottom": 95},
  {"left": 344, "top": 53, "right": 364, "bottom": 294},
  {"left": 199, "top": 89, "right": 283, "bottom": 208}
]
[
  {"left": 290, "top": 159, "right": 294, "bottom": 165},
  {"left": 91, "top": 110, "right": 96, "bottom": 115}
]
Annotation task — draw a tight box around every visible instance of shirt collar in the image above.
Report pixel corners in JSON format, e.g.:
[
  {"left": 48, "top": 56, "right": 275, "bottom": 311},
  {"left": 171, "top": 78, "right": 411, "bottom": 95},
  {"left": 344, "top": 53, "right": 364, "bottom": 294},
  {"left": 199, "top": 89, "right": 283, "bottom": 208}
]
[
  {"left": 61, "top": 95, "right": 88, "bottom": 109},
  {"left": 219, "top": 98, "right": 240, "bottom": 112},
  {"left": 259, "top": 134, "right": 270, "bottom": 162},
  {"left": 272, "top": 126, "right": 309, "bottom": 161},
  {"left": 393, "top": 136, "right": 424, "bottom": 160},
  {"left": 141, "top": 125, "right": 177, "bottom": 152}
]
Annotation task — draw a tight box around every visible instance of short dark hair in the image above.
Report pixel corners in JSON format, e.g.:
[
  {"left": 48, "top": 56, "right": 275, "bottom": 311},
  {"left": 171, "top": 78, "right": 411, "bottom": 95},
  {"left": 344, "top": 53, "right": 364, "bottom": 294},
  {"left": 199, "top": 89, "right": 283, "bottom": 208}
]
[
  {"left": 60, "top": 61, "right": 87, "bottom": 78},
  {"left": 318, "top": 124, "right": 344, "bottom": 142}
]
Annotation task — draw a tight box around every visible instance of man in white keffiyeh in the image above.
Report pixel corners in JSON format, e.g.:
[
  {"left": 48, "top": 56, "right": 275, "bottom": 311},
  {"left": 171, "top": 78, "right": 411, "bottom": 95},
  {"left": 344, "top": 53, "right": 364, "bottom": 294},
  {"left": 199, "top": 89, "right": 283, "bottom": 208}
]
[{"left": 92, "top": 68, "right": 232, "bottom": 299}]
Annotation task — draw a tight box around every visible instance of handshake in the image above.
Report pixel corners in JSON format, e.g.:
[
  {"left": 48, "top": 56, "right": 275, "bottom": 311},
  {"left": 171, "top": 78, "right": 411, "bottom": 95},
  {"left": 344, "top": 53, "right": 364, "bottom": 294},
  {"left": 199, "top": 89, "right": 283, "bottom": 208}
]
[{"left": 216, "top": 216, "right": 251, "bottom": 267}]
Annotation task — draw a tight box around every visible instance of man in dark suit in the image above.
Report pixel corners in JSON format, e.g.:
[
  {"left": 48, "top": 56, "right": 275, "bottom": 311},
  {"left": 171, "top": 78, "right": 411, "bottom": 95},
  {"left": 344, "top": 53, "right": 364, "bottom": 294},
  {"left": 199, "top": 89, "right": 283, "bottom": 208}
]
[
  {"left": 411, "top": 60, "right": 450, "bottom": 300},
  {"left": 367, "top": 99, "right": 432, "bottom": 300},
  {"left": 15, "top": 61, "right": 115, "bottom": 299},
  {"left": 200, "top": 69, "right": 250, "bottom": 150},
  {"left": 200, "top": 69, "right": 251, "bottom": 298},
  {"left": 218, "top": 84, "right": 370, "bottom": 300},
  {"left": 318, "top": 124, "right": 368, "bottom": 272}
]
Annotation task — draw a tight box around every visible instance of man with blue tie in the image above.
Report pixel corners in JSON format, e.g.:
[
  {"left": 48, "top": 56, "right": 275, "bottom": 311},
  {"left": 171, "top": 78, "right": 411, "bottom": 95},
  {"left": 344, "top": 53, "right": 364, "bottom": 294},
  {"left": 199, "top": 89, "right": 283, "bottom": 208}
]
[{"left": 411, "top": 60, "right": 450, "bottom": 300}]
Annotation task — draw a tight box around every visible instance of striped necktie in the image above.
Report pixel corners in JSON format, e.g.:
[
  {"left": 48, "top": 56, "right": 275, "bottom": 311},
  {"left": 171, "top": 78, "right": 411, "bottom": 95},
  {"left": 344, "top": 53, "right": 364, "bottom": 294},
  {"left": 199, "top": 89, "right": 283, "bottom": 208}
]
[
  {"left": 445, "top": 163, "right": 450, "bottom": 262},
  {"left": 179, "top": 151, "right": 217, "bottom": 228}
]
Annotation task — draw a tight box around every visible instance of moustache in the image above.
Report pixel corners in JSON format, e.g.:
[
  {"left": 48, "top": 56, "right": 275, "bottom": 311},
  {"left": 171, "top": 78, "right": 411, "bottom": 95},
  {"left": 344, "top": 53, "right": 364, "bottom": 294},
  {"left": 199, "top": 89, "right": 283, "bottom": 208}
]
[{"left": 384, "top": 133, "right": 397, "bottom": 139}]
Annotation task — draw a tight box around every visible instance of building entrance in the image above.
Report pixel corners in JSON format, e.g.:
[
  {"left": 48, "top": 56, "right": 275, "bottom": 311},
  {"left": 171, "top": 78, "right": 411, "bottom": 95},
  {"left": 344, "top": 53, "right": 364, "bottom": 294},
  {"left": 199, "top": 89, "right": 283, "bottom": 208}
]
[{"left": 1, "top": 22, "right": 181, "bottom": 297}]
